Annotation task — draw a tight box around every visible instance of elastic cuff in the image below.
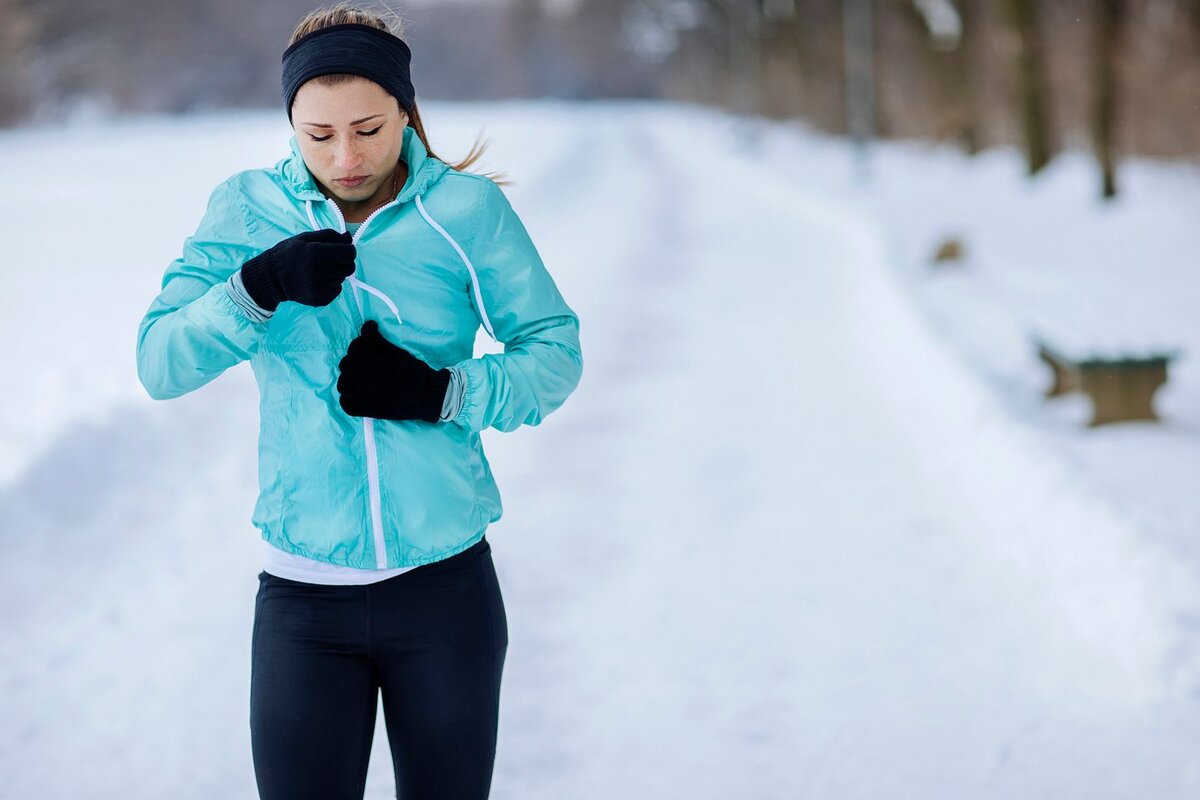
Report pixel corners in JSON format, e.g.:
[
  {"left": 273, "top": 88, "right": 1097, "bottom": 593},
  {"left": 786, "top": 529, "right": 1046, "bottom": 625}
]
[
  {"left": 215, "top": 279, "right": 269, "bottom": 326},
  {"left": 226, "top": 270, "right": 275, "bottom": 323},
  {"left": 448, "top": 360, "right": 480, "bottom": 429},
  {"left": 439, "top": 366, "right": 466, "bottom": 422}
]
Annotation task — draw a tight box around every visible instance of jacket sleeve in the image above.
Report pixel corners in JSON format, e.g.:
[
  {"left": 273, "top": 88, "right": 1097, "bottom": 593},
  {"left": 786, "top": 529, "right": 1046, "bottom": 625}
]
[
  {"left": 450, "top": 180, "right": 583, "bottom": 433},
  {"left": 136, "top": 178, "right": 269, "bottom": 401}
]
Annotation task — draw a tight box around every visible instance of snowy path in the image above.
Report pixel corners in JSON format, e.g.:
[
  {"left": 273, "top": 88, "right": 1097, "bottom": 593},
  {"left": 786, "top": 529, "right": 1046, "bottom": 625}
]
[
  {"left": 486, "top": 108, "right": 1200, "bottom": 798},
  {"left": 1, "top": 104, "right": 1198, "bottom": 798}
]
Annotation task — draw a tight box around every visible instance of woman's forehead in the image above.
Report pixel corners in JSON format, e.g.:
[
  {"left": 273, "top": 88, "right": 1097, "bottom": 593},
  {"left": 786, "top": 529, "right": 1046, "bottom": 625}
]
[{"left": 293, "top": 77, "right": 395, "bottom": 117}]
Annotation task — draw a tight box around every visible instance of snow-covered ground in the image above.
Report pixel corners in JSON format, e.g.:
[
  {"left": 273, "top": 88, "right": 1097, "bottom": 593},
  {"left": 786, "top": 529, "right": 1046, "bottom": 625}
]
[
  {"left": 1, "top": 100, "right": 1198, "bottom": 798},
  {"left": 741, "top": 121, "right": 1200, "bottom": 571}
]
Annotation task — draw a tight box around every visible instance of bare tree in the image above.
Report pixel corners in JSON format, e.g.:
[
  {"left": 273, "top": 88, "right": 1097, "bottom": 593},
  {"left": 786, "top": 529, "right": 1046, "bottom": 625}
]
[
  {"left": 842, "top": 0, "right": 875, "bottom": 160},
  {"left": 1093, "top": 0, "right": 1122, "bottom": 198},
  {"left": 693, "top": 0, "right": 756, "bottom": 110},
  {"left": 0, "top": 0, "right": 38, "bottom": 125},
  {"left": 1006, "top": 0, "right": 1052, "bottom": 175},
  {"left": 908, "top": 0, "right": 976, "bottom": 150},
  {"left": 503, "top": 0, "right": 542, "bottom": 97},
  {"left": 950, "top": 0, "right": 980, "bottom": 153}
]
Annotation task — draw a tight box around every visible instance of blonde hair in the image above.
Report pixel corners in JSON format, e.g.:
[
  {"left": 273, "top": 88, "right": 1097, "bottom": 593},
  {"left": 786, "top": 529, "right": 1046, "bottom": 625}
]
[{"left": 288, "top": 2, "right": 508, "bottom": 185}]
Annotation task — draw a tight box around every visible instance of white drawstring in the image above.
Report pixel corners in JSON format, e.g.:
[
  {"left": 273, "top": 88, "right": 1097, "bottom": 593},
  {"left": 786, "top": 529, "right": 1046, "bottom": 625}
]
[
  {"left": 304, "top": 194, "right": 494, "bottom": 339},
  {"left": 347, "top": 276, "right": 401, "bottom": 322},
  {"left": 300, "top": 190, "right": 489, "bottom": 571},
  {"left": 415, "top": 195, "right": 497, "bottom": 341},
  {"left": 305, "top": 198, "right": 404, "bottom": 327}
]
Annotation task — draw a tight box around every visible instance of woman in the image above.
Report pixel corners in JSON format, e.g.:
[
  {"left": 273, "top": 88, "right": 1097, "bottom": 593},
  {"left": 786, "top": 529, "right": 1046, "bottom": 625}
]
[{"left": 135, "top": 4, "right": 583, "bottom": 798}]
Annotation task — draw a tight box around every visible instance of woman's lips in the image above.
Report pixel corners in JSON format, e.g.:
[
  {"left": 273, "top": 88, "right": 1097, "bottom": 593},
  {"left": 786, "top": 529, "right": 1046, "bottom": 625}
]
[{"left": 336, "top": 176, "right": 368, "bottom": 187}]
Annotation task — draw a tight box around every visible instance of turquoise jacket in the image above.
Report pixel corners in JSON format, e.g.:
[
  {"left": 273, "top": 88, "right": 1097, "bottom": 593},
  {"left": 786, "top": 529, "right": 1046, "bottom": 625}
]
[{"left": 136, "top": 125, "right": 583, "bottom": 568}]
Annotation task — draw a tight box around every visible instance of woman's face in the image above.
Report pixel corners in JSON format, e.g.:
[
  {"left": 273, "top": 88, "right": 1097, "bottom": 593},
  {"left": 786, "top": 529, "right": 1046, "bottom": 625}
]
[{"left": 291, "top": 77, "right": 408, "bottom": 211}]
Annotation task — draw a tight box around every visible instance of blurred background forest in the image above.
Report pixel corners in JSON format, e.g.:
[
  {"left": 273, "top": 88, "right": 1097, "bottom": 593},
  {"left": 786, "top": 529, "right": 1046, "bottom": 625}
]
[{"left": 2, "top": 0, "right": 1198, "bottom": 182}]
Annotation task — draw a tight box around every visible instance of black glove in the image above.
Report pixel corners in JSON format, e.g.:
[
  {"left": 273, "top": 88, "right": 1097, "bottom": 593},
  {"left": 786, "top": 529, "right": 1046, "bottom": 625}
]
[
  {"left": 239, "top": 229, "right": 356, "bottom": 311},
  {"left": 337, "top": 321, "right": 451, "bottom": 423}
]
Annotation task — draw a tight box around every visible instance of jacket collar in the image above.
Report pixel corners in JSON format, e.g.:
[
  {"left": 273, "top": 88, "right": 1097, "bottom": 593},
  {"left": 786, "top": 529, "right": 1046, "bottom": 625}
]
[{"left": 278, "top": 124, "right": 449, "bottom": 204}]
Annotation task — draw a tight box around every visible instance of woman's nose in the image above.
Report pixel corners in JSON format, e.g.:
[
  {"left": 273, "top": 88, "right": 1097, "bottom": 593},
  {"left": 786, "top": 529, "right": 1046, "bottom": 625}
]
[{"left": 333, "top": 140, "right": 363, "bottom": 170}]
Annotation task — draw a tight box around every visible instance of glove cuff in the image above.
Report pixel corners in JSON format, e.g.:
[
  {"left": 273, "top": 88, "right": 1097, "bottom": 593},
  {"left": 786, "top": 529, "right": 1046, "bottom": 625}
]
[{"left": 239, "top": 249, "right": 283, "bottom": 313}]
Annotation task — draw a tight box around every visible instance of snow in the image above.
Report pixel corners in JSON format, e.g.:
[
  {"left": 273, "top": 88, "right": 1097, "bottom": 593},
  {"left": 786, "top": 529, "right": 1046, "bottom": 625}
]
[
  {"left": 912, "top": 0, "right": 963, "bottom": 46},
  {"left": 1, "top": 99, "right": 1198, "bottom": 798}
]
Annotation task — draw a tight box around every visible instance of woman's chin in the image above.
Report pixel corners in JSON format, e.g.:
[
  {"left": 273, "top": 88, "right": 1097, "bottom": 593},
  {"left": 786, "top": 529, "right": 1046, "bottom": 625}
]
[{"left": 334, "top": 185, "right": 370, "bottom": 201}]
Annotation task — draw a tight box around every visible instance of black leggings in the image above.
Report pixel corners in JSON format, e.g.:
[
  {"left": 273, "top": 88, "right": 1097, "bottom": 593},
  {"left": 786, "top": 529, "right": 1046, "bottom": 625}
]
[{"left": 250, "top": 536, "right": 507, "bottom": 800}]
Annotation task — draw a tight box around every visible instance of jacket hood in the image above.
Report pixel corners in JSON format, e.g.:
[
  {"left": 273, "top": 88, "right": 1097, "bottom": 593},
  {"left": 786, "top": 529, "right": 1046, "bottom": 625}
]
[{"left": 278, "top": 124, "right": 450, "bottom": 204}]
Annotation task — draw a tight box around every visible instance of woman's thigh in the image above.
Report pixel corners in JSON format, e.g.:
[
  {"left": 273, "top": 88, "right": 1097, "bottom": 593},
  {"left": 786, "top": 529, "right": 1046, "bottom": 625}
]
[
  {"left": 372, "top": 539, "right": 509, "bottom": 799},
  {"left": 250, "top": 573, "right": 379, "bottom": 800}
]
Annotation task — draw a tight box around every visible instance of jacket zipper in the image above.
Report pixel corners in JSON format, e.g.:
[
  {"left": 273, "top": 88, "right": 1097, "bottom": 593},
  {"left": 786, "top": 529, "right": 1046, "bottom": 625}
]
[{"left": 323, "top": 195, "right": 403, "bottom": 569}]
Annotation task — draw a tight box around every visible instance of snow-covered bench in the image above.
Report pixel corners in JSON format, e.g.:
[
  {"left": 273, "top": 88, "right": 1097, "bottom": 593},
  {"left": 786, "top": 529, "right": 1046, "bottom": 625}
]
[{"left": 1034, "top": 329, "right": 1179, "bottom": 426}]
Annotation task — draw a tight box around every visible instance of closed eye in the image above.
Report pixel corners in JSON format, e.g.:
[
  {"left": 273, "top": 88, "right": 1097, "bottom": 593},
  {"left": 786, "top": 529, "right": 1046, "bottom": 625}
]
[{"left": 308, "top": 125, "right": 385, "bottom": 142}]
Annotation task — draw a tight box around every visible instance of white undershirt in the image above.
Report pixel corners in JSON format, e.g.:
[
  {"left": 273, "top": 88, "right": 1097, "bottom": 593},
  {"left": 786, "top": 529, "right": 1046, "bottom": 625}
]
[{"left": 263, "top": 540, "right": 419, "bottom": 585}]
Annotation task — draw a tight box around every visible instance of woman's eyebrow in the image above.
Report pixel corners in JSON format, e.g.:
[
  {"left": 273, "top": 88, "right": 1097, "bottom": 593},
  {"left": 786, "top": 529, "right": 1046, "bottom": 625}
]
[{"left": 301, "top": 114, "right": 384, "bottom": 128}]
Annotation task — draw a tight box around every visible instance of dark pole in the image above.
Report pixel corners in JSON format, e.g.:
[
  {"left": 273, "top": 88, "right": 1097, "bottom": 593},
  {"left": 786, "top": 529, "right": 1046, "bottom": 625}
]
[
  {"left": 843, "top": 0, "right": 875, "bottom": 177},
  {"left": 1094, "top": 0, "right": 1122, "bottom": 199},
  {"left": 1007, "top": 0, "right": 1051, "bottom": 175}
]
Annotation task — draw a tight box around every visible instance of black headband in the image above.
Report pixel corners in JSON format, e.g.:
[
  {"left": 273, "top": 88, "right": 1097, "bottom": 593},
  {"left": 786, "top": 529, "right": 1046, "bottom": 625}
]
[{"left": 281, "top": 22, "right": 415, "bottom": 122}]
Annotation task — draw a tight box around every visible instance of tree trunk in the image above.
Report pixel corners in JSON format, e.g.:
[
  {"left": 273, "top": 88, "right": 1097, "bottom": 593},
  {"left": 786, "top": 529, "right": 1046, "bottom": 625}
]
[
  {"left": 1094, "top": 0, "right": 1122, "bottom": 199},
  {"left": 0, "top": 0, "right": 37, "bottom": 126},
  {"left": 1006, "top": 0, "right": 1052, "bottom": 175},
  {"left": 955, "top": 0, "right": 980, "bottom": 154},
  {"left": 842, "top": 0, "right": 876, "bottom": 149}
]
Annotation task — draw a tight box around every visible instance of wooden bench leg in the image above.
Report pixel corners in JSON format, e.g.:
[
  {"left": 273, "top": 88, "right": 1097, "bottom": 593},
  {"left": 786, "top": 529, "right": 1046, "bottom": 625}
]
[
  {"left": 1039, "top": 348, "right": 1079, "bottom": 396},
  {"left": 1080, "top": 363, "right": 1168, "bottom": 426}
]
